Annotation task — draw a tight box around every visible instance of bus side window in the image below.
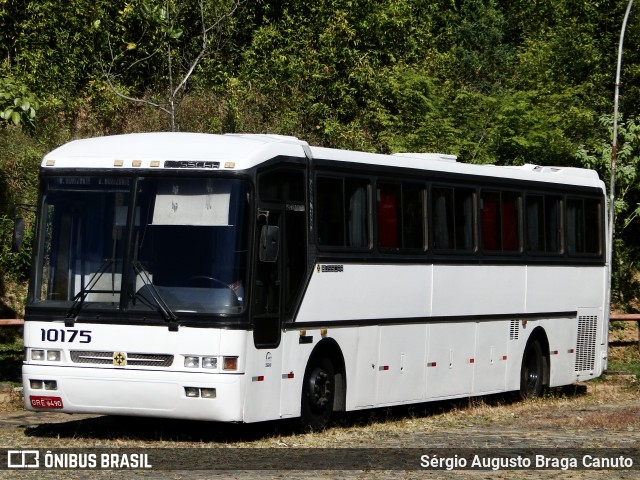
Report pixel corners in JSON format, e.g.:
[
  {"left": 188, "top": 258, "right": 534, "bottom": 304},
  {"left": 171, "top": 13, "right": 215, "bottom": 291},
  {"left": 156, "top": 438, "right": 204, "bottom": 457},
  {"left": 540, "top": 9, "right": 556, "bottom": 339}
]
[
  {"left": 526, "top": 195, "right": 544, "bottom": 252},
  {"left": 584, "top": 199, "right": 602, "bottom": 254},
  {"left": 403, "top": 184, "right": 426, "bottom": 250},
  {"left": 526, "top": 194, "right": 562, "bottom": 254},
  {"left": 433, "top": 186, "right": 475, "bottom": 251},
  {"left": 433, "top": 187, "right": 454, "bottom": 250},
  {"left": 317, "top": 176, "right": 370, "bottom": 249},
  {"left": 377, "top": 183, "right": 400, "bottom": 249},
  {"left": 481, "top": 191, "right": 500, "bottom": 251},
  {"left": 501, "top": 192, "right": 521, "bottom": 251},
  {"left": 377, "top": 182, "right": 426, "bottom": 251},
  {"left": 481, "top": 191, "right": 521, "bottom": 252},
  {"left": 567, "top": 198, "right": 601, "bottom": 255},
  {"left": 545, "top": 196, "right": 562, "bottom": 253}
]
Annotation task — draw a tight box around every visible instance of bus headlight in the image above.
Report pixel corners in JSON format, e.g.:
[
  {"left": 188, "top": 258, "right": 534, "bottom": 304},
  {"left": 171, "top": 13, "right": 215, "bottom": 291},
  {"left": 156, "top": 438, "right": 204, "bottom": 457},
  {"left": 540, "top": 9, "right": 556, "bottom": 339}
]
[
  {"left": 31, "top": 350, "right": 45, "bottom": 361},
  {"left": 30, "top": 349, "right": 62, "bottom": 361},
  {"left": 184, "top": 356, "right": 200, "bottom": 368},
  {"left": 202, "top": 357, "right": 218, "bottom": 369},
  {"left": 47, "top": 350, "right": 61, "bottom": 361}
]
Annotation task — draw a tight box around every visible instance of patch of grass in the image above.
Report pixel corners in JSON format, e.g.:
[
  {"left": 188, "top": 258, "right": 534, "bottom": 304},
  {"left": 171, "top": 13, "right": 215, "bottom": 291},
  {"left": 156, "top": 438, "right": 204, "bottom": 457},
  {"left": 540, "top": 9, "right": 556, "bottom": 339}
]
[
  {"left": 608, "top": 320, "right": 640, "bottom": 377},
  {"left": 609, "top": 360, "right": 640, "bottom": 377}
]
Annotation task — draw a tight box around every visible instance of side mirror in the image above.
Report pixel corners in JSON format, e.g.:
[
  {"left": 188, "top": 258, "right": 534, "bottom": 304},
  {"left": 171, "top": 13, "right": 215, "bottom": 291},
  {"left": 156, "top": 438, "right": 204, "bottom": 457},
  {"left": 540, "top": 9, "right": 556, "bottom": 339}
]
[
  {"left": 11, "top": 217, "right": 25, "bottom": 252},
  {"left": 259, "top": 225, "right": 279, "bottom": 262}
]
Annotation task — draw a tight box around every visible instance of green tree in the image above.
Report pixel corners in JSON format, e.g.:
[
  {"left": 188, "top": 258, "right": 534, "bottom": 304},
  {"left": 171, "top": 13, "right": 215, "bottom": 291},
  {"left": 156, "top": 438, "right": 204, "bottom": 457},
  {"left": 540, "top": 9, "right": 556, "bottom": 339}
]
[
  {"left": 96, "top": 0, "right": 245, "bottom": 131},
  {"left": 577, "top": 115, "right": 640, "bottom": 307},
  {"left": 239, "top": 0, "right": 438, "bottom": 150}
]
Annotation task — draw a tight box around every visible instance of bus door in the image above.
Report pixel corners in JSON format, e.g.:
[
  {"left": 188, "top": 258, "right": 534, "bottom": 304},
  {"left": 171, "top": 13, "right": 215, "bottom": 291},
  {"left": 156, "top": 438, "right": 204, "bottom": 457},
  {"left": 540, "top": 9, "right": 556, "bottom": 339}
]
[
  {"left": 246, "top": 167, "right": 307, "bottom": 422},
  {"left": 252, "top": 166, "right": 307, "bottom": 348},
  {"left": 253, "top": 209, "right": 282, "bottom": 348}
]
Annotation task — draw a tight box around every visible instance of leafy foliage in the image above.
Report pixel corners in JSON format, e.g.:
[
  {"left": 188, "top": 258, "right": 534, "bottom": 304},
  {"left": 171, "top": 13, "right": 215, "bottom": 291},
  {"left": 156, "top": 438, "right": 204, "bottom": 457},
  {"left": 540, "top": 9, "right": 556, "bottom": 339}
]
[
  {"left": 0, "top": 77, "right": 39, "bottom": 133},
  {"left": 576, "top": 115, "right": 640, "bottom": 306}
]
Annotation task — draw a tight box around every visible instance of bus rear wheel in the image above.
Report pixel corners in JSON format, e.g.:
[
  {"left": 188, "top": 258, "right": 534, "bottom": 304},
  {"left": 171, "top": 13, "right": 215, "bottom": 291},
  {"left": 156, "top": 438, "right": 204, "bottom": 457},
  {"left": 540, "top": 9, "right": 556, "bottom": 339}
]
[
  {"left": 520, "top": 340, "right": 545, "bottom": 398},
  {"left": 300, "top": 356, "right": 335, "bottom": 431}
]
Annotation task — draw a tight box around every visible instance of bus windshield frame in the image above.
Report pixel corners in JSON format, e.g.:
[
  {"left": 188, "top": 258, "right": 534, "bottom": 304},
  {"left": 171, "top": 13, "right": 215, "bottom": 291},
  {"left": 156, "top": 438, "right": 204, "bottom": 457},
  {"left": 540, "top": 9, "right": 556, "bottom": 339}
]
[{"left": 28, "top": 174, "right": 252, "bottom": 325}]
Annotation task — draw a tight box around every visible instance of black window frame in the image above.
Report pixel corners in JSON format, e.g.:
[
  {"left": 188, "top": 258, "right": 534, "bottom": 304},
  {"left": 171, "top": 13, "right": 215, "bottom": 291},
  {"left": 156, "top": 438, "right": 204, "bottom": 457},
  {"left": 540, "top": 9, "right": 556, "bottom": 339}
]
[
  {"left": 315, "top": 174, "right": 372, "bottom": 252},
  {"left": 431, "top": 184, "right": 477, "bottom": 254},
  {"left": 566, "top": 196, "right": 603, "bottom": 257},
  {"left": 525, "top": 193, "right": 563, "bottom": 256},
  {"left": 376, "top": 180, "right": 427, "bottom": 254},
  {"left": 479, "top": 189, "right": 523, "bottom": 255}
]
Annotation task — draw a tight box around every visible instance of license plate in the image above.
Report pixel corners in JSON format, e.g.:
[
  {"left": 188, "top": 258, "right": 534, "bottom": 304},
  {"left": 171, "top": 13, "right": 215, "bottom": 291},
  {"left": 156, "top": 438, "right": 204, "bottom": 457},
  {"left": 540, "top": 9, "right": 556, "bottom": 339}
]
[{"left": 30, "top": 396, "right": 64, "bottom": 409}]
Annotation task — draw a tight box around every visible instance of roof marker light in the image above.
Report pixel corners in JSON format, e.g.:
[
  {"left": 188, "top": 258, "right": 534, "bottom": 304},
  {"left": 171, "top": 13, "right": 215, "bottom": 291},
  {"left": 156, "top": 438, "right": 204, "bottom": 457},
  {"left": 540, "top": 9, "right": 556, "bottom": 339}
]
[
  {"left": 114, "top": 160, "right": 124, "bottom": 167},
  {"left": 150, "top": 161, "right": 160, "bottom": 167},
  {"left": 132, "top": 160, "right": 142, "bottom": 167}
]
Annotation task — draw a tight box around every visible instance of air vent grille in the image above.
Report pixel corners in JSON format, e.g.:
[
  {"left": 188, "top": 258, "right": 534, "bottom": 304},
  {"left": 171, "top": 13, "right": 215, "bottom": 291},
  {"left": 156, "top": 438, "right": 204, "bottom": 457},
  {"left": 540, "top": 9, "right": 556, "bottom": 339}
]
[
  {"left": 575, "top": 315, "right": 597, "bottom": 372},
  {"left": 509, "top": 320, "right": 519, "bottom": 340}
]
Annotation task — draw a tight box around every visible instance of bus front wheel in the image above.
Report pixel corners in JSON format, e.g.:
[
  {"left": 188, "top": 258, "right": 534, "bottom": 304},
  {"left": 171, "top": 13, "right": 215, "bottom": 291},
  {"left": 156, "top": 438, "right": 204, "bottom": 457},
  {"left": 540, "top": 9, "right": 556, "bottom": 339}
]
[
  {"left": 520, "top": 340, "right": 545, "bottom": 398},
  {"left": 300, "top": 356, "right": 335, "bottom": 431}
]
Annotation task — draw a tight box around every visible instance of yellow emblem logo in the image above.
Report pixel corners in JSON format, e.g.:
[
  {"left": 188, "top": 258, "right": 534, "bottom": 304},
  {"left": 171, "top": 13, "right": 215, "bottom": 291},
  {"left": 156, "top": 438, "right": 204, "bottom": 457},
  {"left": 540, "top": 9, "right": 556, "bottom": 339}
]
[{"left": 113, "top": 351, "right": 127, "bottom": 367}]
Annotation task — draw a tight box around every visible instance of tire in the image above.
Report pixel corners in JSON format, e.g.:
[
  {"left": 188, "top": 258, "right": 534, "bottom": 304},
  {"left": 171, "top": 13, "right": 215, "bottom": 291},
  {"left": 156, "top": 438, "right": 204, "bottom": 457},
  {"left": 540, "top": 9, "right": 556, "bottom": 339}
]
[
  {"left": 520, "top": 340, "right": 545, "bottom": 398},
  {"left": 300, "top": 356, "right": 335, "bottom": 431}
]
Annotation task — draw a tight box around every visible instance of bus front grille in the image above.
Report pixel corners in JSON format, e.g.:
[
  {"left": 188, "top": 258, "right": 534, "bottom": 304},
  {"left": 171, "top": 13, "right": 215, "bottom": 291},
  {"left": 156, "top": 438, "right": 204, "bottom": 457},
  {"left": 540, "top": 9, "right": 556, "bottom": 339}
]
[{"left": 70, "top": 350, "right": 174, "bottom": 367}]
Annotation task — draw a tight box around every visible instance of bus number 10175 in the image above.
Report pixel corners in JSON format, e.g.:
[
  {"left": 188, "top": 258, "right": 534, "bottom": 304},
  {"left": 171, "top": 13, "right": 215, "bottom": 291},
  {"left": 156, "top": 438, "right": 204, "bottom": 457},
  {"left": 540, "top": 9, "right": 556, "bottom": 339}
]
[{"left": 40, "top": 329, "right": 92, "bottom": 343}]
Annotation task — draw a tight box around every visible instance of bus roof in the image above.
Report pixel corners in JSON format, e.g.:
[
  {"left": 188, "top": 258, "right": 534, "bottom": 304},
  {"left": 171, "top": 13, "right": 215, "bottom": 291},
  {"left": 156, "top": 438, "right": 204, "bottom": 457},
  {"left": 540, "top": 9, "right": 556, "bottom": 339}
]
[
  {"left": 42, "top": 132, "right": 604, "bottom": 190},
  {"left": 42, "top": 132, "right": 309, "bottom": 170}
]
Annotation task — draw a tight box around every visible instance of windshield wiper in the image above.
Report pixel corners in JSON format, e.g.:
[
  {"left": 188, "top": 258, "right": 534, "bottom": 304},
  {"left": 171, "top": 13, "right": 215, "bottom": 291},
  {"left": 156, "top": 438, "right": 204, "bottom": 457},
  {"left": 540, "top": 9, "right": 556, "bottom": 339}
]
[
  {"left": 132, "top": 261, "right": 180, "bottom": 331},
  {"left": 65, "top": 259, "right": 114, "bottom": 325}
]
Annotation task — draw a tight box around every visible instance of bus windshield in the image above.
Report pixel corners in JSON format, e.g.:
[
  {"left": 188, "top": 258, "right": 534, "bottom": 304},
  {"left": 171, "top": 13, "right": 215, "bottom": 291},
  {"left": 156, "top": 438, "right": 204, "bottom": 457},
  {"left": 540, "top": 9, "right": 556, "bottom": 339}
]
[{"left": 32, "top": 176, "right": 250, "bottom": 318}]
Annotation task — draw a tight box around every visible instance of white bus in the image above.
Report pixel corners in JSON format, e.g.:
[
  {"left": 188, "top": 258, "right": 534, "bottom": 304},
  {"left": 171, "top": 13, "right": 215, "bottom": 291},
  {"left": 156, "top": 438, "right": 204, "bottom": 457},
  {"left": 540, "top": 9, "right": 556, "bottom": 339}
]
[{"left": 22, "top": 133, "right": 608, "bottom": 429}]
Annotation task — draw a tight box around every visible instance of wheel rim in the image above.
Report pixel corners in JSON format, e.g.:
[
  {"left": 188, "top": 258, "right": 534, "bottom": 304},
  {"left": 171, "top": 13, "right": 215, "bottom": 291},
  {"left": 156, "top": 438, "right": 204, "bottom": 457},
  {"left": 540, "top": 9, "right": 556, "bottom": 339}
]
[
  {"left": 308, "top": 366, "right": 332, "bottom": 412},
  {"left": 524, "top": 352, "right": 539, "bottom": 392}
]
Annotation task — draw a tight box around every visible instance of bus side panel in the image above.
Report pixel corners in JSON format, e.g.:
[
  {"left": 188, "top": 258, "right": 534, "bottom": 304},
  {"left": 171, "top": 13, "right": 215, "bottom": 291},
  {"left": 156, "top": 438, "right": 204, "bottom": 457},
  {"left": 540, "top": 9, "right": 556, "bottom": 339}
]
[
  {"left": 353, "top": 326, "right": 380, "bottom": 407},
  {"left": 431, "top": 266, "right": 526, "bottom": 317},
  {"left": 278, "top": 329, "right": 315, "bottom": 419},
  {"left": 525, "top": 266, "right": 604, "bottom": 313},
  {"left": 377, "top": 324, "right": 427, "bottom": 405},
  {"left": 242, "top": 335, "right": 283, "bottom": 423},
  {"left": 425, "top": 322, "right": 476, "bottom": 399},
  {"left": 473, "top": 320, "right": 509, "bottom": 394},
  {"left": 543, "top": 316, "right": 579, "bottom": 387},
  {"left": 296, "top": 264, "right": 431, "bottom": 322}
]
